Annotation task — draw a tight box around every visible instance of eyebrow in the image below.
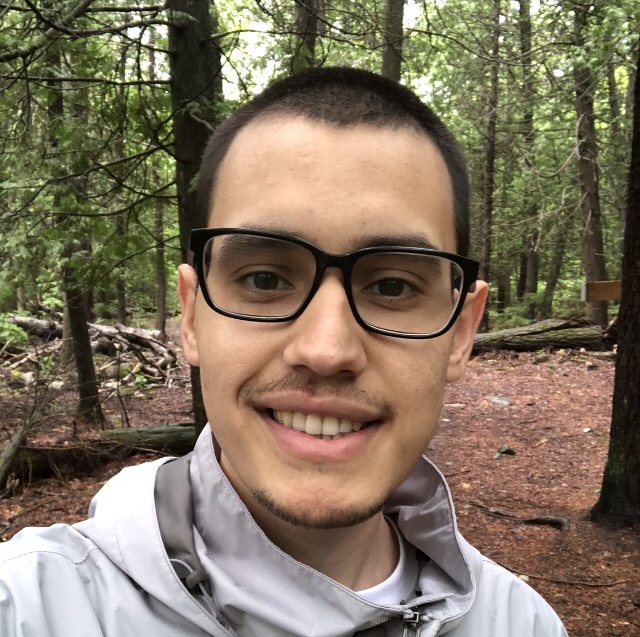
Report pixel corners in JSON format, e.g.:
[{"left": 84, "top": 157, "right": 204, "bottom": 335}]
[
  {"left": 217, "top": 232, "right": 302, "bottom": 256},
  {"left": 233, "top": 224, "right": 443, "bottom": 253}
]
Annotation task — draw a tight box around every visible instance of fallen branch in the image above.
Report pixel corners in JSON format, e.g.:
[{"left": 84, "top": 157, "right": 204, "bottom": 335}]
[
  {"left": 468, "top": 501, "right": 569, "bottom": 530},
  {"left": 0, "top": 424, "right": 196, "bottom": 484},
  {"left": 494, "top": 560, "right": 629, "bottom": 588},
  {"left": 473, "top": 318, "right": 605, "bottom": 353}
]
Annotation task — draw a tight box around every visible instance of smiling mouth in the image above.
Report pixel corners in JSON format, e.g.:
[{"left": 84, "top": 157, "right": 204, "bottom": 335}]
[{"left": 270, "top": 410, "right": 374, "bottom": 440}]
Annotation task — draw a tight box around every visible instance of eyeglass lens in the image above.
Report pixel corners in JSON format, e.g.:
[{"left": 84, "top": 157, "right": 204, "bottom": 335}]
[{"left": 202, "top": 233, "right": 464, "bottom": 336}]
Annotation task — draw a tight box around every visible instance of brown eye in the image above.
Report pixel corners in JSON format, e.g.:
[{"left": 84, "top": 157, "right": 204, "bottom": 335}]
[{"left": 251, "top": 272, "right": 281, "bottom": 290}]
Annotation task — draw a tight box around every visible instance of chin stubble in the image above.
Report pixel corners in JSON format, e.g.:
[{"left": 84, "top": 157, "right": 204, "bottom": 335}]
[{"left": 251, "top": 489, "right": 388, "bottom": 530}]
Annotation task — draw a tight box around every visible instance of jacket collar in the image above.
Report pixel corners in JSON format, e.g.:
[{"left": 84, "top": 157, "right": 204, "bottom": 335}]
[{"left": 183, "top": 427, "right": 480, "bottom": 636}]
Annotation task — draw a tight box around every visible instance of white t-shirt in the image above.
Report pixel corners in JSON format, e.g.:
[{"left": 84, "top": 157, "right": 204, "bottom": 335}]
[{"left": 356, "top": 519, "right": 420, "bottom": 606}]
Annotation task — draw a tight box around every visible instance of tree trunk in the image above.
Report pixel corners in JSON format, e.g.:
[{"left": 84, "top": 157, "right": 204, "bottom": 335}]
[
  {"left": 539, "top": 231, "right": 567, "bottom": 319},
  {"left": 381, "top": 0, "right": 405, "bottom": 81},
  {"left": 574, "top": 8, "right": 608, "bottom": 327},
  {"left": 478, "top": 0, "right": 501, "bottom": 330},
  {"left": 524, "top": 232, "right": 539, "bottom": 319},
  {"left": 154, "top": 197, "right": 167, "bottom": 338},
  {"left": 16, "top": 287, "right": 26, "bottom": 311},
  {"left": 114, "top": 43, "right": 128, "bottom": 327},
  {"left": 293, "top": 0, "right": 322, "bottom": 71},
  {"left": 149, "top": 33, "right": 167, "bottom": 339},
  {"left": 519, "top": 0, "right": 538, "bottom": 320},
  {"left": 64, "top": 283, "right": 104, "bottom": 425},
  {"left": 589, "top": 42, "right": 640, "bottom": 528},
  {"left": 60, "top": 306, "right": 74, "bottom": 367},
  {"left": 168, "top": 0, "right": 223, "bottom": 438},
  {"left": 116, "top": 215, "right": 127, "bottom": 325},
  {"left": 516, "top": 251, "right": 527, "bottom": 300},
  {"left": 495, "top": 269, "right": 510, "bottom": 314},
  {"left": 473, "top": 319, "right": 604, "bottom": 353}
]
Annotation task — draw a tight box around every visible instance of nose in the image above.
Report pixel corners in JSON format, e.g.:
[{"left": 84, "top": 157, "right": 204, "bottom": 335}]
[{"left": 282, "top": 273, "right": 368, "bottom": 378}]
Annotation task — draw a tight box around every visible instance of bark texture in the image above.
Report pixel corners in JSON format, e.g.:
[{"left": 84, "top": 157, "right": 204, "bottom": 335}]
[
  {"left": 472, "top": 318, "right": 604, "bottom": 353},
  {"left": 168, "top": 0, "right": 223, "bottom": 437},
  {"left": 478, "top": 0, "right": 501, "bottom": 330},
  {"left": 574, "top": 8, "right": 608, "bottom": 327},
  {"left": 293, "top": 0, "right": 323, "bottom": 70},
  {"left": 519, "top": 0, "right": 538, "bottom": 319},
  {"left": 589, "top": 43, "right": 640, "bottom": 528},
  {"left": 381, "top": 0, "right": 405, "bottom": 81}
]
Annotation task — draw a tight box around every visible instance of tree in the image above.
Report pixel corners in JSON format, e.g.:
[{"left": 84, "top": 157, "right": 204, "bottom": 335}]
[
  {"left": 589, "top": 42, "right": 640, "bottom": 528},
  {"left": 167, "top": 0, "right": 223, "bottom": 436},
  {"left": 292, "top": 0, "right": 324, "bottom": 71},
  {"left": 381, "top": 0, "right": 405, "bottom": 81},
  {"left": 573, "top": 3, "right": 608, "bottom": 327},
  {"left": 478, "top": 0, "right": 501, "bottom": 330}
]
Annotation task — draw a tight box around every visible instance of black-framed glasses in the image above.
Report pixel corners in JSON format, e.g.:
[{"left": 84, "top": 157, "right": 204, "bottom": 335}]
[{"left": 188, "top": 228, "right": 479, "bottom": 339}]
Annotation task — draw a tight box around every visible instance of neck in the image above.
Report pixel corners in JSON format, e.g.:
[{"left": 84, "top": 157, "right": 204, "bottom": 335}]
[{"left": 248, "top": 505, "right": 399, "bottom": 591}]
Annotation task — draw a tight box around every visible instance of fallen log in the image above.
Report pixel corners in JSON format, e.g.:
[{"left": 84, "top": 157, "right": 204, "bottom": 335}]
[
  {"left": 102, "top": 422, "right": 195, "bottom": 455},
  {"left": 6, "top": 317, "right": 177, "bottom": 374},
  {"left": 473, "top": 318, "right": 605, "bottom": 353},
  {"left": 1, "top": 423, "right": 196, "bottom": 485},
  {"left": 8, "top": 315, "right": 63, "bottom": 341}
]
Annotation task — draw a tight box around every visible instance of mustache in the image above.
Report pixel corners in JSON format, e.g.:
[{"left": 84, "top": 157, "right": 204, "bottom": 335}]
[{"left": 241, "top": 372, "right": 394, "bottom": 419}]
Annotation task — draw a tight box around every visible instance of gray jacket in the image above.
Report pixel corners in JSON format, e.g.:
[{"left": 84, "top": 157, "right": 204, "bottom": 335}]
[{"left": 0, "top": 428, "right": 567, "bottom": 636}]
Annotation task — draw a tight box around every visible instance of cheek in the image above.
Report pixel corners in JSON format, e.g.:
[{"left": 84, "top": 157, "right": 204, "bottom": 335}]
[
  {"left": 194, "top": 316, "right": 278, "bottom": 405},
  {"left": 382, "top": 341, "right": 451, "bottom": 409}
]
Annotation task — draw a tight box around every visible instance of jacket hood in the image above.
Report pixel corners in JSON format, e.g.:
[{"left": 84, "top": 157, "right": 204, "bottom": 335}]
[{"left": 77, "top": 427, "right": 482, "bottom": 636}]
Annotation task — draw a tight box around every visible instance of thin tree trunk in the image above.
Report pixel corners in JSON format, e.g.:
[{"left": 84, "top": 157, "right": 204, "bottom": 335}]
[
  {"left": 149, "top": 31, "right": 167, "bottom": 339},
  {"left": 60, "top": 305, "right": 74, "bottom": 368},
  {"left": 495, "top": 269, "right": 510, "bottom": 314},
  {"left": 519, "top": 0, "right": 538, "bottom": 320},
  {"left": 16, "top": 287, "right": 26, "bottom": 311},
  {"left": 293, "top": 0, "right": 322, "bottom": 71},
  {"left": 574, "top": 8, "right": 608, "bottom": 327},
  {"left": 517, "top": 252, "right": 527, "bottom": 301},
  {"left": 539, "top": 232, "right": 567, "bottom": 319},
  {"left": 168, "top": 0, "right": 223, "bottom": 437},
  {"left": 154, "top": 195, "right": 167, "bottom": 338},
  {"left": 589, "top": 42, "right": 640, "bottom": 528},
  {"left": 115, "top": 41, "right": 128, "bottom": 326},
  {"left": 524, "top": 232, "right": 539, "bottom": 319},
  {"left": 381, "top": 0, "right": 405, "bottom": 81},
  {"left": 64, "top": 281, "right": 104, "bottom": 425},
  {"left": 116, "top": 215, "right": 127, "bottom": 325},
  {"left": 478, "top": 0, "right": 501, "bottom": 330}
]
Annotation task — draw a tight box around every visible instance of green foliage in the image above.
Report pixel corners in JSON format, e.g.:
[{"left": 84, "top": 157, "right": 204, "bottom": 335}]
[
  {"left": 0, "top": 0, "right": 635, "bottom": 324},
  {"left": 0, "top": 315, "right": 29, "bottom": 348}
]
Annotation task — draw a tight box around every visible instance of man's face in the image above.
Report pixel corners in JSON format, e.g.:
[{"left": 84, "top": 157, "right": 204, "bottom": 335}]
[{"left": 179, "top": 117, "right": 486, "bottom": 529}]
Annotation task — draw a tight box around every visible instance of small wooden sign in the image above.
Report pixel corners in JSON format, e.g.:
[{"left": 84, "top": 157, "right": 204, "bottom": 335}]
[{"left": 581, "top": 280, "right": 622, "bottom": 302}]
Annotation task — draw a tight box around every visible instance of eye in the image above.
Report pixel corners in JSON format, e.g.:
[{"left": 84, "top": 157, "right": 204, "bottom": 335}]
[
  {"left": 366, "top": 278, "right": 416, "bottom": 297},
  {"left": 241, "top": 271, "right": 292, "bottom": 291}
]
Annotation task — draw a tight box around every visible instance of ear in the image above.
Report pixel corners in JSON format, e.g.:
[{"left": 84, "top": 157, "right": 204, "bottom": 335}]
[
  {"left": 446, "top": 281, "right": 488, "bottom": 383},
  {"left": 178, "top": 263, "right": 200, "bottom": 367}
]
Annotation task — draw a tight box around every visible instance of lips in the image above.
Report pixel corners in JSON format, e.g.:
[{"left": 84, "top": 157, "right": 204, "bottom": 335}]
[{"left": 272, "top": 410, "right": 367, "bottom": 439}]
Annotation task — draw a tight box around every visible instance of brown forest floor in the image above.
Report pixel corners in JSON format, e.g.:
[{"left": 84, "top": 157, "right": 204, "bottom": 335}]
[{"left": 0, "top": 338, "right": 639, "bottom": 636}]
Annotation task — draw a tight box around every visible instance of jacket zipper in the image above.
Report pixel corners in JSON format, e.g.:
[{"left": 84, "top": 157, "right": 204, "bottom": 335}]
[{"left": 402, "top": 610, "right": 423, "bottom": 637}]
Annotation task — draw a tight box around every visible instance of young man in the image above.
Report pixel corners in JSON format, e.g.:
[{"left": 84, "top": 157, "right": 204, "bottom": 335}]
[{"left": 0, "top": 68, "right": 567, "bottom": 636}]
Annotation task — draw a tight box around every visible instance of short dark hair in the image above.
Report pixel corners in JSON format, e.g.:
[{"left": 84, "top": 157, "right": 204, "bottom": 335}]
[{"left": 197, "top": 67, "right": 470, "bottom": 256}]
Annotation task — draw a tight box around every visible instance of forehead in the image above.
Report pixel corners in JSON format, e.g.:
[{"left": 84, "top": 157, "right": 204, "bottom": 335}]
[{"left": 210, "top": 116, "right": 456, "bottom": 253}]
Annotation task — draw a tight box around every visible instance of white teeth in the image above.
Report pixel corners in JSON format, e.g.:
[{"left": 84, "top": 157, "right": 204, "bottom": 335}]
[
  {"left": 292, "top": 412, "right": 306, "bottom": 432},
  {"left": 305, "top": 414, "right": 322, "bottom": 436},
  {"left": 321, "top": 417, "right": 340, "bottom": 436},
  {"left": 273, "top": 411, "right": 365, "bottom": 438}
]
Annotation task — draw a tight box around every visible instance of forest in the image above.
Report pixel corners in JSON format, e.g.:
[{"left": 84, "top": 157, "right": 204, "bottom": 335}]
[{"left": 0, "top": 0, "right": 639, "bottom": 632}]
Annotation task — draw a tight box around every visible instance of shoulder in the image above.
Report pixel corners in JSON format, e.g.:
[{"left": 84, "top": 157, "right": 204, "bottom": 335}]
[
  {"left": 0, "top": 522, "right": 99, "bottom": 566},
  {"left": 0, "top": 524, "right": 111, "bottom": 636},
  {"left": 461, "top": 556, "right": 567, "bottom": 636}
]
